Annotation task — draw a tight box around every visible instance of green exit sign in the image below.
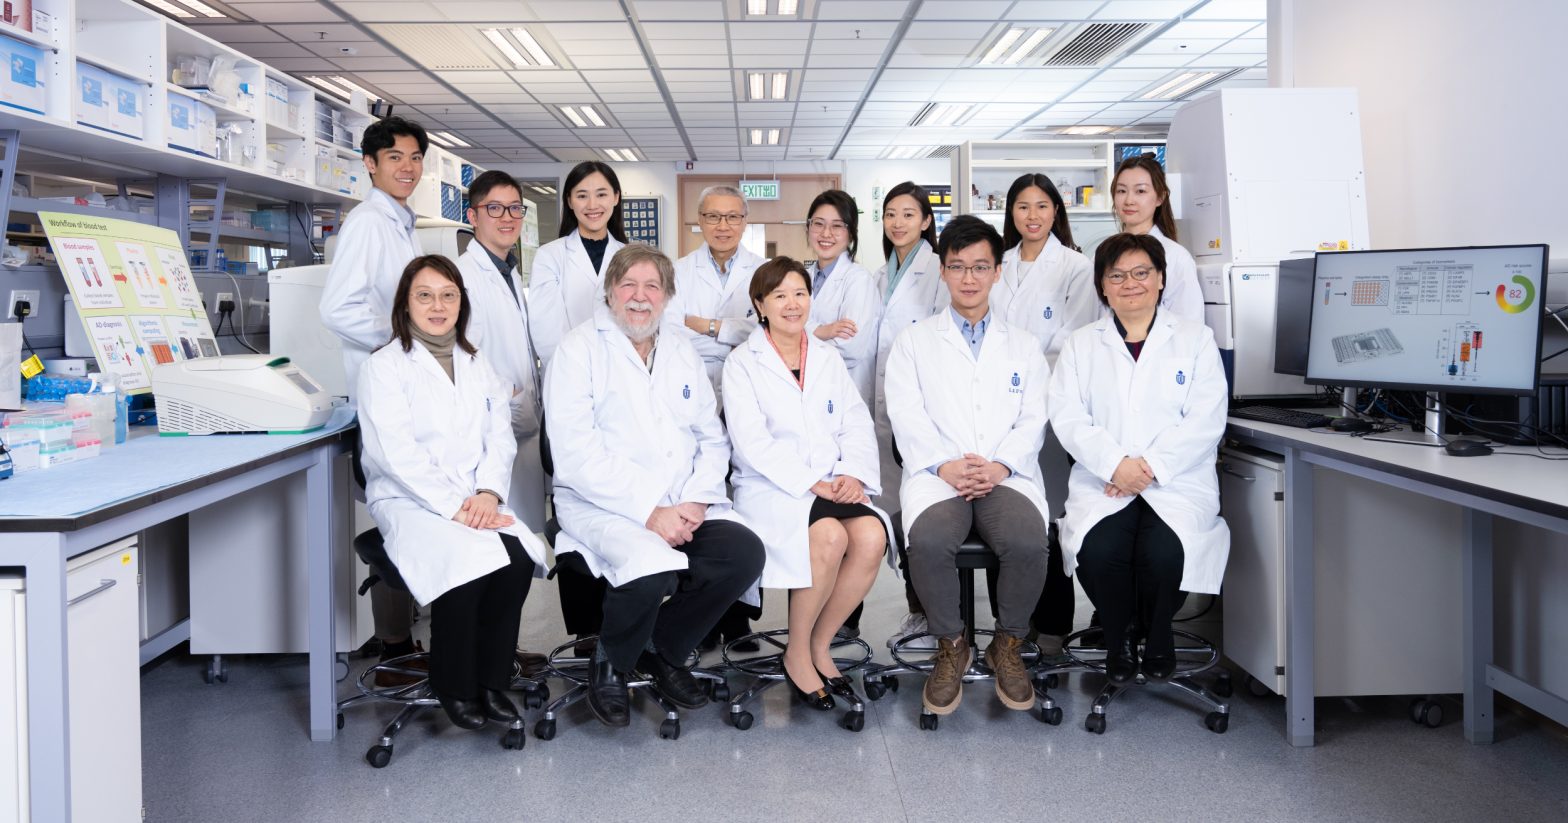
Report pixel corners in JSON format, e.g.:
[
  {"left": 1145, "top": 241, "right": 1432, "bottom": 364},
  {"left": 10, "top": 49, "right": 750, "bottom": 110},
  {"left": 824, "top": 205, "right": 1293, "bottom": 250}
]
[{"left": 740, "top": 180, "right": 781, "bottom": 201}]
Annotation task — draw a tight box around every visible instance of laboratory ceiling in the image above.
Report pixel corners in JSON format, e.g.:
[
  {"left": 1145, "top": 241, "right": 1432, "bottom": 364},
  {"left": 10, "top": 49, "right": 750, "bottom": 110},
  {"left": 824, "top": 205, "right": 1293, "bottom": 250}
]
[{"left": 154, "top": 0, "right": 1267, "bottom": 165}]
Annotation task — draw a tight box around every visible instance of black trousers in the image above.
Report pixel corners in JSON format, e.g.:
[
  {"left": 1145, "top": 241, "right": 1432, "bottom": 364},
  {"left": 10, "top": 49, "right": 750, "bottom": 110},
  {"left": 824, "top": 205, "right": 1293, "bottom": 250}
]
[
  {"left": 1074, "top": 497, "right": 1187, "bottom": 659},
  {"left": 428, "top": 533, "right": 535, "bottom": 699},
  {"left": 557, "top": 563, "right": 607, "bottom": 637},
  {"left": 599, "top": 519, "right": 766, "bottom": 673}
]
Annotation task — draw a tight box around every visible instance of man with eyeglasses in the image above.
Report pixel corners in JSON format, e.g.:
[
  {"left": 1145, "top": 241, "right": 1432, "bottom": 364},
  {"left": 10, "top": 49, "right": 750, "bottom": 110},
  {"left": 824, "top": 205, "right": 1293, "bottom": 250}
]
[
  {"left": 883, "top": 215, "right": 1053, "bottom": 718},
  {"left": 665, "top": 184, "right": 768, "bottom": 401}
]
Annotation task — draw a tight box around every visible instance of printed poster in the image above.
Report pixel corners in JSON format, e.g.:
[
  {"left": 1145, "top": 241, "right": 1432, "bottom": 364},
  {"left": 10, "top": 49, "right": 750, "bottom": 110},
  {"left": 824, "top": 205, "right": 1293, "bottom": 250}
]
[{"left": 38, "top": 212, "right": 220, "bottom": 395}]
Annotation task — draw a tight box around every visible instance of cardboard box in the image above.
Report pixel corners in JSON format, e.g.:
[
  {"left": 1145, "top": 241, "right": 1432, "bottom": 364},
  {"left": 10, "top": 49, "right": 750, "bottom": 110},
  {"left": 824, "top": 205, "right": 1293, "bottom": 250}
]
[
  {"left": 2, "top": 1, "right": 34, "bottom": 33},
  {"left": 0, "top": 32, "right": 46, "bottom": 115},
  {"left": 167, "top": 93, "right": 217, "bottom": 157},
  {"left": 76, "top": 62, "right": 143, "bottom": 139}
]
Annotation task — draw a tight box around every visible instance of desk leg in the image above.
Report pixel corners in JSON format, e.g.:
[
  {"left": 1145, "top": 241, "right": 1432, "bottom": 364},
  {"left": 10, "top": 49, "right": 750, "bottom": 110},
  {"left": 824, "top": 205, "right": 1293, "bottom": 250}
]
[
  {"left": 306, "top": 444, "right": 338, "bottom": 742},
  {"left": 0, "top": 533, "right": 72, "bottom": 820},
  {"left": 1463, "top": 508, "right": 1495, "bottom": 743},
  {"left": 1283, "top": 448, "right": 1316, "bottom": 747}
]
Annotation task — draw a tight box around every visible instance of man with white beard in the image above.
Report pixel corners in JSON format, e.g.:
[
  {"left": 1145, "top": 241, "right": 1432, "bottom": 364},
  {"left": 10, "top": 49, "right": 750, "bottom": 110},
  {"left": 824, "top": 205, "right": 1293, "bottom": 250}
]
[{"left": 543, "top": 244, "right": 766, "bottom": 727}]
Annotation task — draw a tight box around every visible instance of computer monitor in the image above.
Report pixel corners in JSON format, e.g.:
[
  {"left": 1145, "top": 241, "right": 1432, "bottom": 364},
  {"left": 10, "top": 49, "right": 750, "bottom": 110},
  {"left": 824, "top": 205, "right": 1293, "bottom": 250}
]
[
  {"left": 1306, "top": 244, "right": 1549, "bottom": 397},
  {"left": 1274, "top": 257, "right": 1315, "bottom": 377}
]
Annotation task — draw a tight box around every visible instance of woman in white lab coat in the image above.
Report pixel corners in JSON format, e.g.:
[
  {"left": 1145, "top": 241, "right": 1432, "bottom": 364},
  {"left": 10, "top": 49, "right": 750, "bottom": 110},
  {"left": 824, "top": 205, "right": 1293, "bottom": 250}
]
[
  {"left": 804, "top": 189, "right": 882, "bottom": 406},
  {"left": 358, "top": 254, "right": 550, "bottom": 730},
  {"left": 1111, "top": 153, "right": 1205, "bottom": 324},
  {"left": 724, "top": 257, "right": 891, "bottom": 710},
  {"left": 1048, "top": 232, "right": 1230, "bottom": 683},
  {"left": 526, "top": 160, "right": 627, "bottom": 364}
]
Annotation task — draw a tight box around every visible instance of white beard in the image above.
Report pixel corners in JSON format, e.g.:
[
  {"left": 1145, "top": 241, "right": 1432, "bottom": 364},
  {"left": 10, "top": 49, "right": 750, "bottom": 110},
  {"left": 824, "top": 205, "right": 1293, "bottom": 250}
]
[{"left": 613, "top": 300, "right": 660, "bottom": 342}]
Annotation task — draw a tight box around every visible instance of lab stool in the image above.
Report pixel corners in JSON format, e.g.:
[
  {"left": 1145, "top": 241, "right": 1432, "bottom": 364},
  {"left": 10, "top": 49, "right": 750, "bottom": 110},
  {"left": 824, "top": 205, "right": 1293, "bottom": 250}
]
[
  {"left": 335, "top": 529, "right": 546, "bottom": 767},
  {"left": 719, "top": 629, "right": 874, "bottom": 732},
  {"left": 1062, "top": 626, "right": 1230, "bottom": 734},
  {"left": 531, "top": 634, "right": 728, "bottom": 741},
  {"left": 862, "top": 517, "right": 1069, "bottom": 730}
]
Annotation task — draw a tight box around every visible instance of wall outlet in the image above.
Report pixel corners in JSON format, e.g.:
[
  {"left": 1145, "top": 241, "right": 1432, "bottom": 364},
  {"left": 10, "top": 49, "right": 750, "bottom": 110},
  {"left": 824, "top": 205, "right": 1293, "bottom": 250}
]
[
  {"left": 7, "top": 289, "right": 40, "bottom": 319},
  {"left": 216, "top": 291, "right": 234, "bottom": 306}
]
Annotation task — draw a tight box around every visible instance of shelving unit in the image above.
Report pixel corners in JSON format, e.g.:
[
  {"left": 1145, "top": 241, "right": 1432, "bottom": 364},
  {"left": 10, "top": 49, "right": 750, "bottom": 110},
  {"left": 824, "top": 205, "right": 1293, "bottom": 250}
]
[{"left": 953, "top": 139, "right": 1149, "bottom": 221}]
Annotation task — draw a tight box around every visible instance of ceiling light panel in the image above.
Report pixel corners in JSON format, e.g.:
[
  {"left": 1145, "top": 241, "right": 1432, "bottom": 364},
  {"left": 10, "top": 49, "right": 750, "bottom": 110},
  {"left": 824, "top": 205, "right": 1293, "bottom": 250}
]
[
  {"left": 432, "top": 131, "right": 471, "bottom": 148},
  {"left": 139, "top": 0, "right": 193, "bottom": 18},
  {"left": 176, "top": 0, "right": 226, "bottom": 17}
]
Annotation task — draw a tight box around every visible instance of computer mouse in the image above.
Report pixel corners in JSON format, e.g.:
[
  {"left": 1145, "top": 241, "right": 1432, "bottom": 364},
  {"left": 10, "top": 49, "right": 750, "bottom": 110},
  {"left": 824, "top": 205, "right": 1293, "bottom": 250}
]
[
  {"left": 1330, "top": 417, "right": 1375, "bottom": 433},
  {"left": 1444, "top": 438, "right": 1494, "bottom": 457}
]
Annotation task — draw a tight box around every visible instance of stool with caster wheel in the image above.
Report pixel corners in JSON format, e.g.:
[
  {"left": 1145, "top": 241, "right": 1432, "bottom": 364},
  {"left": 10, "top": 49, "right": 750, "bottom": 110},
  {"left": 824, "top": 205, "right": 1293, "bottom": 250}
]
[
  {"left": 861, "top": 515, "right": 1070, "bottom": 730},
  {"left": 718, "top": 628, "right": 875, "bottom": 732},
  {"left": 1063, "top": 626, "right": 1230, "bottom": 735},
  {"left": 334, "top": 529, "right": 544, "bottom": 766},
  {"left": 531, "top": 634, "right": 726, "bottom": 741}
]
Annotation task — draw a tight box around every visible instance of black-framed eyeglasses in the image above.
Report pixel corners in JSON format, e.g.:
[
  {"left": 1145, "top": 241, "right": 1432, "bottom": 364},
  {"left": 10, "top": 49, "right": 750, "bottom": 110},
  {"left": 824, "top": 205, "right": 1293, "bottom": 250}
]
[
  {"left": 700, "top": 212, "right": 745, "bottom": 226},
  {"left": 479, "top": 203, "right": 527, "bottom": 219},
  {"left": 943, "top": 263, "right": 995, "bottom": 276}
]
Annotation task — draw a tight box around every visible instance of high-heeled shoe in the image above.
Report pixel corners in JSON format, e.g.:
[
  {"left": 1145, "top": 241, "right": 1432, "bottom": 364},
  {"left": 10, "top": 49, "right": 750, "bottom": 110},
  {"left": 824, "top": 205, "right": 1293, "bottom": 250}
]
[
  {"left": 783, "top": 669, "right": 836, "bottom": 711},
  {"left": 816, "top": 666, "right": 857, "bottom": 700}
]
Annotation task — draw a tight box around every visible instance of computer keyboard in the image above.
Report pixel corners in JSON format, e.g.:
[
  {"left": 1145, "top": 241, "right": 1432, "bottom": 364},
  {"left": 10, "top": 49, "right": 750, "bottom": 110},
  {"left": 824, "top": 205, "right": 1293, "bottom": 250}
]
[{"left": 1230, "top": 405, "right": 1334, "bottom": 429}]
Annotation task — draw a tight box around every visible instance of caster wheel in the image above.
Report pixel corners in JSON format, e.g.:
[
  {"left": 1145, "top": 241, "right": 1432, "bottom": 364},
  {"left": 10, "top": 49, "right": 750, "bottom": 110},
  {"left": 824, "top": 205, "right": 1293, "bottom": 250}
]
[
  {"left": 1085, "top": 713, "right": 1106, "bottom": 734},
  {"left": 840, "top": 711, "right": 865, "bottom": 732},
  {"left": 336, "top": 712, "right": 345, "bottom": 730},
  {"left": 1214, "top": 673, "right": 1234, "bottom": 699},
  {"left": 1408, "top": 697, "right": 1427, "bottom": 724},
  {"left": 1205, "top": 712, "right": 1229, "bottom": 734},
  {"left": 865, "top": 680, "right": 887, "bottom": 701},
  {"left": 534, "top": 719, "right": 557, "bottom": 741},
  {"left": 1247, "top": 675, "right": 1273, "bottom": 698},
  {"left": 203, "top": 670, "right": 213, "bottom": 685},
  {"left": 1045, "top": 673, "right": 1059, "bottom": 690},
  {"left": 918, "top": 714, "right": 939, "bottom": 731},
  {"left": 1039, "top": 706, "right": 1063, "bottom": 726},
  {"left": 523, "top": 690, "right": 544, "bottom": 710},
  {"left": 1418, "top": 701, "right": 1444, "bottom": 728},
  {"left": 659, "top": 719, "right": 680, "bottom": 740},
  {"left": 336, "top": 658, "right": 351, "bottom": 683},
  {"left": 731, "top": 710, "right": 754, "bottom": 730},
  {"left": 365, "top": 745, "right": 392, "bottom": 768},
  {"left": 886, "top": 676, "right": 900, "bottom": 693},
  {"left": 501, "top": 728, "right": 526, "bottom": 750},
  {"left": 712, "top": 683, "right": 731, "bottom": 702}
]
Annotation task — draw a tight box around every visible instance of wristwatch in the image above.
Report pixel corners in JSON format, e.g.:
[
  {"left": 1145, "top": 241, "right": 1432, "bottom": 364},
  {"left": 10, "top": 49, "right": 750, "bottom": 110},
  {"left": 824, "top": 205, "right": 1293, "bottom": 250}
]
[{"left": 707, "top": 319, "right": 718, "bottom": 337}]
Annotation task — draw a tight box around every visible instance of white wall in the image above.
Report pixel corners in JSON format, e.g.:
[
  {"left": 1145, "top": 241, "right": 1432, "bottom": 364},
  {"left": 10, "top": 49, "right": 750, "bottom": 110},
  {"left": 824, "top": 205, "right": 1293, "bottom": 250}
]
[
  {"left": 841, "top": 159, "right": 952, "bottom": 270},
  {"left": 1278, "top": 0, "right": 1568, "bottom": 697}
]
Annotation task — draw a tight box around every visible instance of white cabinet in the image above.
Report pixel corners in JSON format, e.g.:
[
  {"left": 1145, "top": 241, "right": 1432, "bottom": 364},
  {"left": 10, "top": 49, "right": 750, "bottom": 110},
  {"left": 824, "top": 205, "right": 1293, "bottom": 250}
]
[
  {"left": 65, "top": 539, "right": 142, "bottom": 823},
  {"left": 1, "top": 574, "right": 27, "bottom": 823}
]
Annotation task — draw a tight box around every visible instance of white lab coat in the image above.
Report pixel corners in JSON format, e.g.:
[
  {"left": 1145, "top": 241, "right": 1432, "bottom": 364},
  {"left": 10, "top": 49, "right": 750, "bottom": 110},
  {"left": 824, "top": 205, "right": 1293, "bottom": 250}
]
[
  {"left": 319, "top": 187, "right": 421, "bottom": 401},
  {"left": 870, "top": 241, "right": 948, "bottom": 512},
  {"left": 1148, "top": 225, "right": 1205, "bottom": 324},
  {"left": 1048, "top": 311, "right": 1230, "bottom": 594},
  {"left": 543, "top": 308, "right": 742, "bottom": 588},
  {"left": 995, "top": 235, "right": 1098, "bottom": 367},
  {"left": 528, "top": 229, "right": 626, "bottom": 365},
  {"left": 806, "top": 252, "right": 882, "bottom": 406},
  {"left": 663, "top": 243, "right": 768, "bottom": 394},
  {"left": 457, "top": 243, "right": 545, "bottom": 531},
  {"left": 883, "top": 311, "right": 1052, "bottom": 547},
  {"left": 723, "top": 327, "right": 896, "bottom": 590},
  {"left": 357, "top": 341, "right": 549, "bottom": 606}
]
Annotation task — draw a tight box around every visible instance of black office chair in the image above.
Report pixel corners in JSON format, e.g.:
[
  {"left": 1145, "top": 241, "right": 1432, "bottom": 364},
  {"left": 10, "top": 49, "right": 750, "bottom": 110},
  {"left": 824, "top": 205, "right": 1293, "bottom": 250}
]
[
  {"left": 335, "top": 528, "right": 545, "bottom": 766},
  {"left": 1061, "top": 620, "right": 1230, "bottom": 734},
  {"left": 862, "top": 512, "right": 1067, "bottom": 730}
]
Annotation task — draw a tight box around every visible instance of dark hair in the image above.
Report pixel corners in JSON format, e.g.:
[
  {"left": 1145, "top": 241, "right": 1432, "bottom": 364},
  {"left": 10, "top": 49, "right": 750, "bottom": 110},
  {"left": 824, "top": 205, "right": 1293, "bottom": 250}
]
[
  {"left": 806, "top": 189, "right": 859, "bottom": 259},
  {"left": 937, "top": 215, "right": 1003, "bottom": 268},
  {"left": 1092, "top": 232, "right": 1167, "bottom": 306},
  {"left": 1003, "top": 173, "right": 1077, "bottom": 252},
  {"left": 1112, "top": 153, "right": 1177, "bottom": 240},
  {"left": 467, "top": 169, "right": 522, "bottom": 207},
  {"left": 559, "top": 161, "right": 627, "bottom": 242},
  {"left": 880, "top": 182, "right": 938, "bottom": 260},
  {"left": 361, "top": 115, "right": 428, "bottom": 160},
  {"left": 389, "top": 254, "right": 477, "bottom": 355},
  {"left": 748, "top": 257, "right": 811, "bottom": 326}
]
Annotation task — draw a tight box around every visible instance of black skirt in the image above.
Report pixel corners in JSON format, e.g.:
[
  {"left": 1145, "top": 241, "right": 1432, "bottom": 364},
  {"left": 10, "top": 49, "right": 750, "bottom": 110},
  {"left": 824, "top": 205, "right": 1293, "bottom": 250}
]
[{"left": 808, "top": 497, "right": 879, "bottom": 525}]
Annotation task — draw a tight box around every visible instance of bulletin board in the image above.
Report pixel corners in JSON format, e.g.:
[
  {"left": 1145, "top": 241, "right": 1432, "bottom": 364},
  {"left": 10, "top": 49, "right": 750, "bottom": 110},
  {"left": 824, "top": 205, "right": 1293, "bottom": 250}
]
[
  {"left": 622, "top": 195, "right": 661, "bottom": 247},
  {"left": 38, "top": 212, "right": 219, "bottom": 395}
]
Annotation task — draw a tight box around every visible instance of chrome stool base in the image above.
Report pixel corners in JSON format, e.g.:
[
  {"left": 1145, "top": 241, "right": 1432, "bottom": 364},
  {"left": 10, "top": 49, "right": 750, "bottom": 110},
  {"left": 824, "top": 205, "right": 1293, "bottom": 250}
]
[
  {"left": 863, "top": 629, "right": 1075, "bottom": 730},
  {"left": 1064, "top": 627, "right": 1231, "bottom": 735},
  {"left": 534, "top": 636, "right": 725, "bottom": 741},
  {"left": 718, "top": 629, "right": 874, "bottom": 733}
]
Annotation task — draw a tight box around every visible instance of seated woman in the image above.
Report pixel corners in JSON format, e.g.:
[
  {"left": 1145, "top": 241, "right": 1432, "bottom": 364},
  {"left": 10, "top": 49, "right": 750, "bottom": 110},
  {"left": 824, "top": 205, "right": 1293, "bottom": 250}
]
[
  {"left": 723, "top": 257, "right": 890, "bottom": 710},
  {"left": 1047, "top": 233, "right": 1230, "bottom": 683},
  {"left": 358, "top": 254, "right": 549, "bottom": 728}
]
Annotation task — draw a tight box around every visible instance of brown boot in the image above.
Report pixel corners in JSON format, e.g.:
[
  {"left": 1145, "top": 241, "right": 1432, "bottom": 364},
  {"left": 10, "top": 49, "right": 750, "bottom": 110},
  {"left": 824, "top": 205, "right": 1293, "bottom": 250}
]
[
  {"left": 987, "top": 633, "right": 1035, "bottom": 711},
  {"left": 922, "top": 636, "right": 971, "bottom": 715}
]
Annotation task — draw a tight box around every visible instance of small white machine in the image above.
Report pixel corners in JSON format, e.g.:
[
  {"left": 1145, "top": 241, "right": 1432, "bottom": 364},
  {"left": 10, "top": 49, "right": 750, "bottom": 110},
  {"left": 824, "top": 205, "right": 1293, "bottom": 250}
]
[{"left": 151, "top": 355, "right": 333, "bottom": 435}]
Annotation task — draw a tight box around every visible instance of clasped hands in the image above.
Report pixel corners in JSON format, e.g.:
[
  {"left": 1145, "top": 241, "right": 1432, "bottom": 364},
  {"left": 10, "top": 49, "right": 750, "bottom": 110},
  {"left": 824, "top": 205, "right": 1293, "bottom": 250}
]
[
  {"left": 811, "top": 475, "right": 870, "bottom": 505},
  {"left": 938, "top": 454, "right": 1010, "bottom": 501},
  {"left": 1105, "top": 456, "right": 1155, "bottom": 498},
  {"left": 646, "top": 501, "right": 709, "bottom": 546},
  {"left": 453, "top": 492, "right": 514, "bottom": 529}
]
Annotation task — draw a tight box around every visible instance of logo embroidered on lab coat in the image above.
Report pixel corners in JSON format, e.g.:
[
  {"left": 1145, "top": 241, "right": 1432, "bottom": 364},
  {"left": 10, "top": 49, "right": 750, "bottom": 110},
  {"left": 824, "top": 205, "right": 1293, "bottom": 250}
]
[
  {"left": 1011, "top": 372, "right": 1020, "bottom": 387},
  {"left": 1176, "top": 370, "right": 1186, "bottom": 385},
  {"left": 746, "top": 308, "right": 754, "bottom": 317},
  {"left": 682, "top": 384, "right": 691, "bottom": 399},
  {"left": 827, "top": 400, "right": 834, "bottom": 414},
  {"left": 1043, "top": 306, "right": 1053, "bottom": 319}
]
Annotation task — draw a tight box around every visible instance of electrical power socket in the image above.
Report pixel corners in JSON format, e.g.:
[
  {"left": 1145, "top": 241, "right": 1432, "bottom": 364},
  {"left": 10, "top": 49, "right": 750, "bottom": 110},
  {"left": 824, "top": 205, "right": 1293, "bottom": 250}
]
[
  {"left": 8, "top": 289, "right": 40, "bottom": 319},
  {"left": 216, "top": 291, "right": 234, "bottom": 307}
]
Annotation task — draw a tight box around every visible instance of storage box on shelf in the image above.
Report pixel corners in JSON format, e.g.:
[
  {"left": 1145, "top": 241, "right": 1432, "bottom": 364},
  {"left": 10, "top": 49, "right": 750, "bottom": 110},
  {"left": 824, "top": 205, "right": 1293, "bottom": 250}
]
[
  {"left": 75, "top": 62, "right": 144, "bottom": 139},
  {"left": 952, "top": 140, "right": 1150, "bottom": 222}
]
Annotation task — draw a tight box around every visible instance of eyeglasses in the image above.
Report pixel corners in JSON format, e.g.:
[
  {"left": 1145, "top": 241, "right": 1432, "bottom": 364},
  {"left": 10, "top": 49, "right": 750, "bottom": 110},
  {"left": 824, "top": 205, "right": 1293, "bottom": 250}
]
[
  {"left": 808, "top": 218, "right": 849, "bottom": 234},
  {"left": 413, "top": 289, "right": 462, "bottom": 306},
  {"left": 478, "top": 202, "right": 527, "bottom": 219},
  {"left": 1104, "top": 267, "right": 1157, "bottom": 285},
  {"left": 700, "top": 211, "right": 746, "bottom": 227},
  {"left": 943, "top": 263, "right": 995, "bottom": 276}
]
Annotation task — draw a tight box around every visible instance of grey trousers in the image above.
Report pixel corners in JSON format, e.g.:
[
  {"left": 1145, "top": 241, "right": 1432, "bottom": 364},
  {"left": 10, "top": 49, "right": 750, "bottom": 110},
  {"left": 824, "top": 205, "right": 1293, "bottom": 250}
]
[{"left": 907, "top": 486, "right": 1048, "bottom": 640}]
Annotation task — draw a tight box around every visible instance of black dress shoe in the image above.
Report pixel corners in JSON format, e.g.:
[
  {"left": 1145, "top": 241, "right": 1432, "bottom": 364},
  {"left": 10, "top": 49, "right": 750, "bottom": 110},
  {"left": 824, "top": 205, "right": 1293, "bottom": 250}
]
[
  {"left": 481, "top": 688, "right": 519, "bottom": 723},
  {"left": 587, "top": 659, "right": 631, "bottom": 727},
  {"left": 817, "top": 667, "right": 857, "bottom": 700},
  {"left": 1107, "top": 636, "right": 1139, "bottom": 684},
  {"left": 637, "top": 651, "right": 709, "bottom": 710},
  {"left": 436, "top": 694, "right": 488, "bottom": 730},
  {"left": 1141, "top": 655, "right": 1177, "bottom": 681},
  {"left": 785, "top": 671, "right": 836, "bottom": 711}
]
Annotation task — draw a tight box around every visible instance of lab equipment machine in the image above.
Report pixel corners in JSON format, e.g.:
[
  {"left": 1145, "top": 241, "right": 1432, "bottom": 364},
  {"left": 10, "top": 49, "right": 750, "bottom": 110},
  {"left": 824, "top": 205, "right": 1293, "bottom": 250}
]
[{"left": 151, "top": 355, "right": 333, "bottom": 435}]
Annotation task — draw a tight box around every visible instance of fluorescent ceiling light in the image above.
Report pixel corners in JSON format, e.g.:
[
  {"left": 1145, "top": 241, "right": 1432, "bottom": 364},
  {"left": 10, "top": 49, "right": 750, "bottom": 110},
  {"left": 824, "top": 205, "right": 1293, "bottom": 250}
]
[
  {"left": 909, "top": 103, "right": 972, "bottom": 127},
  {"left": 1140, "top": 70, "right": 1224, "bottom": 101},
  {"left": 1006, "top": 29, "right": 1052, "bottom": 64},
  {"left": 768, "top": 128, "right": 780, "bottom": 145},
  {"left": 582, "top": 105, "right": 605, "bottom": 127},
  {"left": 771, "top": 72, "right": 788, "bottom": 99},
  {"left": 980, "top": 29, "right": 1024, "bottom": 65},
  {"left": 561, "top": 106, "right": 588, "bottom": 128},
  {"left": 140, "top": 0, "right": 194, "bottom": 18},
  {"left": 432, "top": 131, "right": 470, "bottom": 148},
  {"left": 748, "top": 0, "right": 767, "bottom": 13},
  {"left": 427, "top": 132, "right": 454, "bottom": 148},
  {"left": 749, "top": 128, "right": 763, "bottom": 144},
  {"left": 509, "top": 28, "right": 554, "bottom": 67},
  {"left": 303, "top": 75, "right": 354, "bottom": 100},
  {"left": 330, "top": 76, "right": 377, "bottom": 100},
  {"left": 747, "top": 72, "right": 765, "bottom": 100},
  {"left": 884, "top": 146, "right": 932, "bottom": 160},
  {"left": 483, "top": 29, "right": 530, "bottom": 69},
  {"left": 606, "top": 149, "right": 638, "bottom": 162},
  {"left": 1060, "top": 125, "right": 1115, "bottom": 135},
  {"left": 176, "top": 0, "right": 227, "bottom": 17},
  {"left": 778, "top": 0, "right": 798, "bottom": 13},
  {"left": 747, "top": 128, "right": 782, "bottom": 146}
]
